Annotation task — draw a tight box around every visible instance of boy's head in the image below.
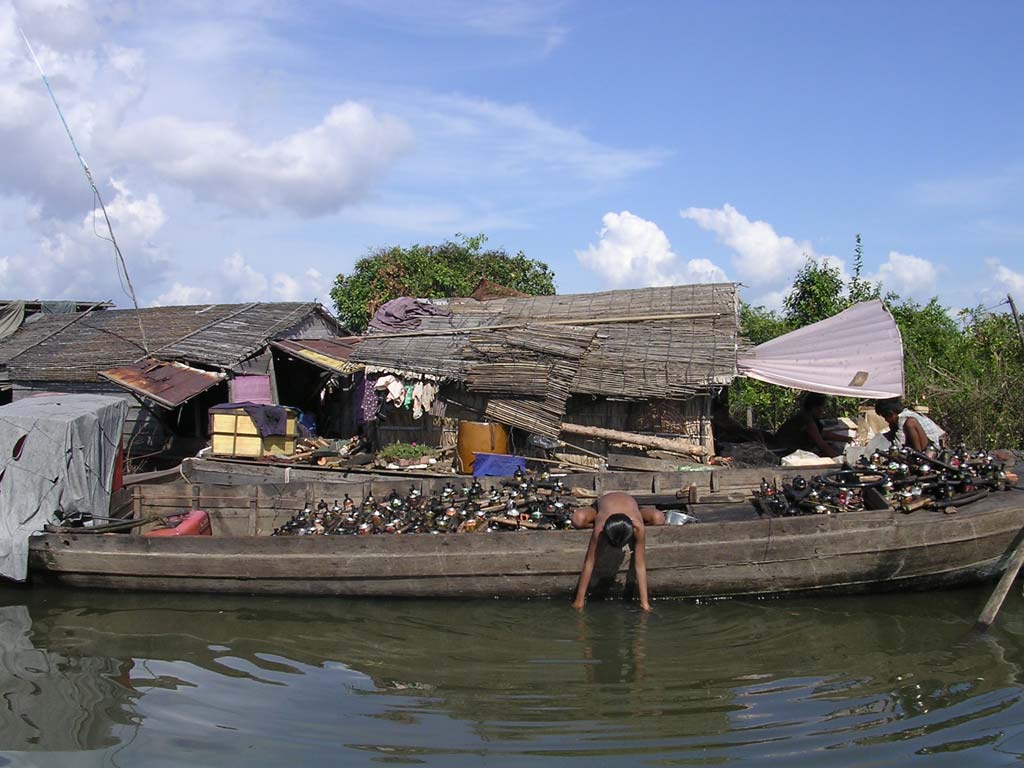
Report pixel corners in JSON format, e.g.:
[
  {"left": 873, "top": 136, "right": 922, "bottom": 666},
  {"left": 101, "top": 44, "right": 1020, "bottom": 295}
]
[
  {"left": 874, "top": 398, "right": 903, "bottom": 426},
  {"left": 603, "top": 513, "right": 635, "bottom": 548}
]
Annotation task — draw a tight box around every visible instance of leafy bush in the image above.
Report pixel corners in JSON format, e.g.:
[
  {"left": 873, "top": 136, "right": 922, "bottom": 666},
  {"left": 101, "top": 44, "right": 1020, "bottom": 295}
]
[
  {"left": 378, "top": 442, "right": 436, "bottom": 461},
  {"left": 331, "top": 234, "right": 556, "bottom": 333}
]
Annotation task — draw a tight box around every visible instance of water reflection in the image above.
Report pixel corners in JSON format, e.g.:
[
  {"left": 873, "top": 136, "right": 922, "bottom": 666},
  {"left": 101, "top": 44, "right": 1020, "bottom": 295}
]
[
  {"left": 0, "top": 603, "right": 138, "bottom": 752},
  {"left": 1, "top": 587, "right": 1024, "bottom": 766}
]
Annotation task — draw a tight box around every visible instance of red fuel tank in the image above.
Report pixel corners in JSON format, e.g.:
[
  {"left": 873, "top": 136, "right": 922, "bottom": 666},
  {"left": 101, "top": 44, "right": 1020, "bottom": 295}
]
[{"left": 144, "top": 510, "right": 212, "bottom": 537}]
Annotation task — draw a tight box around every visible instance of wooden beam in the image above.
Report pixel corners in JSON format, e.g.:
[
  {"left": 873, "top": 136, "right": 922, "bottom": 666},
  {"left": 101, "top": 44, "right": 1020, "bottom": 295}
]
[
  {"left": 360, "top": 311, "right": 724, "bottom": 339},
  {"left": 561, "top": 423, "right": 708, "bottom": 457}
]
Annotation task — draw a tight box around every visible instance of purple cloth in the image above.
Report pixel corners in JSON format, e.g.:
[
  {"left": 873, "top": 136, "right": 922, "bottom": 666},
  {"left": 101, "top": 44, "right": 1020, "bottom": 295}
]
[
  {"left": 368, "top": 297, "right": 451, "bottom": 333},
  {"left": 356, "top": 373, "right": 379, "bottom": 423},
  {"left": 230, "top": 375, "right": 272, "bottom": 405}
]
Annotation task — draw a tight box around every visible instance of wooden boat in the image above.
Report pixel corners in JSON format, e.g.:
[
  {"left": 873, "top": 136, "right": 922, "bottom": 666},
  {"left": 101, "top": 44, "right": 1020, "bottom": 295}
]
[{"left": 26, "top": 466, "right": 1024, "bottom": 600}]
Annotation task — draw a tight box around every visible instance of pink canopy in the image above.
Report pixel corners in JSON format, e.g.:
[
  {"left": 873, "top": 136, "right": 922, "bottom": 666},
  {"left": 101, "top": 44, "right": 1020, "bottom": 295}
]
[{"left": 737, "top": 300, "right": 904, "bottom": 398}]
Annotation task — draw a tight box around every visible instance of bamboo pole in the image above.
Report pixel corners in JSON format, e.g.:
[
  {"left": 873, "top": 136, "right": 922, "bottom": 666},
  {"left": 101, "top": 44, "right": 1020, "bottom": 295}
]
[
  {"left": 560, "top": 423, "right": 708, "bottom": 457},
  {"left": 976, "top": 530, "right": 1024, "bottom": 631},
  {"left": 363, "top": 312, "right": 723, "bottom": 339}
]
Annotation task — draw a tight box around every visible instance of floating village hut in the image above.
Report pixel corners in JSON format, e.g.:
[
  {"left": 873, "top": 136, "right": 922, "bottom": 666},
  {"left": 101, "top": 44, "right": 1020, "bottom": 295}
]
[
  {"left": 0, "top": 299, "right": 113, "bottom": 404},
  {"left": 0, "top": 302, "right": 342, "bottom": 461},
  {"left": 349, "top": 282, "right": 743, "bottom": 466}
]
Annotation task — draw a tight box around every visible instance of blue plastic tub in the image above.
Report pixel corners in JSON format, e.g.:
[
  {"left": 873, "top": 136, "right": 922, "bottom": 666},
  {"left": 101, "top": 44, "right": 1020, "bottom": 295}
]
[{"left": 472, "top": 452, "right": 527, "bottom": 478}]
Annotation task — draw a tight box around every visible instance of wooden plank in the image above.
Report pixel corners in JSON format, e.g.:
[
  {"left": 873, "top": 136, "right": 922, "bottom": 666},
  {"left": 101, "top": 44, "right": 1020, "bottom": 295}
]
[{"left": 606, "top": 453, "right": 692, "bottom": 473}]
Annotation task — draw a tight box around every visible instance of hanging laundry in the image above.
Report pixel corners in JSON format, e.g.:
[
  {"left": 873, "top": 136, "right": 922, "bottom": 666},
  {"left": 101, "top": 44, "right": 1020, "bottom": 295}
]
[
  {"left": 375, "top": 375, "right": 406, "bottom": 406},
  {"left": 412, "top": 381, "right": 426, "bottom": 419},
  {"left": 418, "top": 382, "right": 438, "bottom": 415}
]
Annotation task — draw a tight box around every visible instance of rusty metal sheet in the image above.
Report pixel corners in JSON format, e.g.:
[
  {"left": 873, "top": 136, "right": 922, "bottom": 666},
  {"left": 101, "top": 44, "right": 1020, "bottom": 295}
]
[
  {"left": 99, "top": 359, "right": 226, "bottom": 408},
  {"left": 271, "top": 338, "right": 363, "bottom": 374}
]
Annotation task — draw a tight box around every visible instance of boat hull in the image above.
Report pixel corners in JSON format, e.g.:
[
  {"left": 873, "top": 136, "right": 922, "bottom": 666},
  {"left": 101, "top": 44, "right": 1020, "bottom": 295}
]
[{"left": 27, "top": 492, "right": 1024, "bottom": 600}]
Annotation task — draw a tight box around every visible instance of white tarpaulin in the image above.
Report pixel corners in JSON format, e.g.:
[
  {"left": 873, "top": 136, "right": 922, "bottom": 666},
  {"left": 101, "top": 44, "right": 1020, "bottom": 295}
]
[
  {"left": 737, "top": 300, "right": 904, "bottom": 399},
  {"left": 0, "top": 394, "right": 127, "bottom": 581}
]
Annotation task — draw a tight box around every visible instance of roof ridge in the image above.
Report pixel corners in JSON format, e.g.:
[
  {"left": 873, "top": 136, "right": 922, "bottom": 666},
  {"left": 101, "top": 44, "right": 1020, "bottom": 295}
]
[{"left": 139, "top": 302, "right": 259, "bottom": 363}]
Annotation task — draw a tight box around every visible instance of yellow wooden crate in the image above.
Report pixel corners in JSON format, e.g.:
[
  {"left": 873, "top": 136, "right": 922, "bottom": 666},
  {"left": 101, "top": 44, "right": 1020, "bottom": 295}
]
[{"left": 210, "top": 408, "right": 298, "bottom": 457}]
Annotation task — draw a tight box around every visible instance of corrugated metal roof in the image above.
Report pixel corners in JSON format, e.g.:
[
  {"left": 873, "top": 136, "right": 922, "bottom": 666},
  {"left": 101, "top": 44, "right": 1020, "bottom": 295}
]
[
  {"left": 99, "top": 359, "right": 227, "bottom": 408},
  {"left": 272, "top": 337, "right": 363, "bottom": 374}
]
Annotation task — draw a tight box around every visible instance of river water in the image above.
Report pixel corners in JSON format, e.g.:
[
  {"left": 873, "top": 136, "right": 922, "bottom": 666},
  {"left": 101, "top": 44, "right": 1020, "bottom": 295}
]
[{"left": 3, "top": 585, "right": 1024, "bottom": 767}]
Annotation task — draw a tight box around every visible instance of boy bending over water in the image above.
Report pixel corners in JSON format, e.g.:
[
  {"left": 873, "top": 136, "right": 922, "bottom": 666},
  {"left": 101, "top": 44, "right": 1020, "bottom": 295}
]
[{"left": 571, "top": 492, "right": 665, "bottom": 612}]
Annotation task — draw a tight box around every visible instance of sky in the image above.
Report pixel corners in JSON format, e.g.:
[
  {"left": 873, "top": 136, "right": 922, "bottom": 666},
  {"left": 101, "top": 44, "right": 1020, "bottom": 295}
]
[{"left": 1, "top": 0, "right": 1022, "bottom": 313}]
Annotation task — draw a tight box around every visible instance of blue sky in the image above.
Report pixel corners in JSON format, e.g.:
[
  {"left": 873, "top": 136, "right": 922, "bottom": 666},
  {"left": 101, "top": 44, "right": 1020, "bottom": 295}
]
[{"left": 1, "top": 0, "right": 1022, "bottom": 312}]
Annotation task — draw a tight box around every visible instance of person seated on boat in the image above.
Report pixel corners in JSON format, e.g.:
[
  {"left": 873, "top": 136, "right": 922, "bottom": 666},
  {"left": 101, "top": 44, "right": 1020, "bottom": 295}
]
[
  {"left": 711, "top": 394, "right": 772, "bottom": 445},
  {"left": 571, "top": 492, "right": 665, "bottom": 612},
  {"left": 874, "top": 398, "right": 946, "bottom": 452},
  {"left": 772, "top": 392, "right": 852, "bottom": 458}
]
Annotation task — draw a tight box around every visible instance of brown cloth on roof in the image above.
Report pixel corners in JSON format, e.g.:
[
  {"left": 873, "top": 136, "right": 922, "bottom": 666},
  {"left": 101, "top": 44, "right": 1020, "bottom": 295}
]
[{"left": 368, "top": 297, "right": 452, "bottom": 334}]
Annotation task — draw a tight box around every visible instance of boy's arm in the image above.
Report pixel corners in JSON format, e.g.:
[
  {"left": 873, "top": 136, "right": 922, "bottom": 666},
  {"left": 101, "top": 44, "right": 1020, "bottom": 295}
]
[
  {"left": 640, "top": 506, "right": 665, "bottom": 526},
  {"left": 805, "top": 420, "right": 840, "bottom": 458},
  {"left": 634, "top": 525, "right": 651, "bottom": 611},
  {"left": 904, "top": 418, "right": 929, "bottom": 452},
  {"left": 572, "top": 529, "right": 601, "bottom": 610}
]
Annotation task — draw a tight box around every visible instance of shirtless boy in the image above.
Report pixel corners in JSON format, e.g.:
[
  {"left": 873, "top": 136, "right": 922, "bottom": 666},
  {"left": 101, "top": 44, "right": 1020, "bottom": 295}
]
[{"left": 571, "top": 492, "right": 665, "bottom": 611}]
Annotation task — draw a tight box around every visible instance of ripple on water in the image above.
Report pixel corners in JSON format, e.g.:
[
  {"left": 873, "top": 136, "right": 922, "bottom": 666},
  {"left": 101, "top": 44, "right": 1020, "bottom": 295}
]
[{"left": 1, "top": 587, "right": 1024, "bottom": 765}]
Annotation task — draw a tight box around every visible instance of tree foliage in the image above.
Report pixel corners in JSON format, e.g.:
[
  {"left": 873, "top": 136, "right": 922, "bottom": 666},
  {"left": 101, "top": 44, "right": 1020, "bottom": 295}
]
[
  {"left": 730, "top": 236, "right": 1024, "bottom": 448},
  {"left": 330, "top": 234, "right": 556, "bottom": 333},
  {"left": 783, "top": 258, "right": 848, "bottom": 327}
]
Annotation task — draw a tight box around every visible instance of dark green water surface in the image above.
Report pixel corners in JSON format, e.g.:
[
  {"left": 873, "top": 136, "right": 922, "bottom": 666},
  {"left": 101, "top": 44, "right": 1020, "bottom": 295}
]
[{"left": 3, "top": 585, "right": 1024, "bottom": 767}]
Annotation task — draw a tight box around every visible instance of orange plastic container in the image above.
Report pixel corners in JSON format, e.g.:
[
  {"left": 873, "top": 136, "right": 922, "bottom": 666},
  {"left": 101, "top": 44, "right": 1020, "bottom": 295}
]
[
  {"left": 144, "top": 510, "right": 212, "bottom": 537},
  {"left": 456, "top": 421, "right": 509, "bottom": 473}
]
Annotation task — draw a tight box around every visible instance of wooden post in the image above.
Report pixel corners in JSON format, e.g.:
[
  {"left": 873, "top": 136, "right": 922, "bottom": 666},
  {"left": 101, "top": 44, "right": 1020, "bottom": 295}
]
[
  {"left": 976, "top": 531, "right": 1024, "bottom": 631},
  {"left": 268, "top": 352, "right": 281, "bottom": 405},
  {"left": 1008, "top": 294, "right": 1024, "bottom": 353},
  {"left": 191, "top": 484, "right": 200, "bottom": 511},
  {"left": 248, "top": 497, "right": 259, "bottom": 536}
]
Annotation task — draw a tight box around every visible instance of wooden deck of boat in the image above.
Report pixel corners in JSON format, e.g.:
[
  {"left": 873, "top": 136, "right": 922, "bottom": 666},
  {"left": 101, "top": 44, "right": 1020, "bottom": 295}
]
[{"left": 28, "top": 486, "right": 1024, "bottom": 600}]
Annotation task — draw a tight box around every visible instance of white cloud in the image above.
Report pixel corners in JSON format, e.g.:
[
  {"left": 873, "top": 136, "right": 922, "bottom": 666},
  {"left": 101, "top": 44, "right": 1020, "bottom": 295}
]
[
  {"left": 913, "top": 168, "right": 1022, "bottom": 208},
  {"left": 1, "top": 3, "right": 411, "bottom": 219},
  {"left": 1, "top": 178, "right": 170, "bottom": 301},
  {"left": 112, "top": 102, "right": 414, "bottom": 217},
  {"left": 408, "top": 94, "right": 666, "bottom": 185},
  {"left": 156, "top": 253, "right": 329, "bottom": 305},
  {"left": 680, "top": 203, "right": 823, "bottom": 286},
  {"left": 868, "top": 251, "right": 939, "bottom": 299},
  {"left": 304, "top": 267, "right": 331, "bottom": 300},
  {"left": 989, "top": 259, "right": 1024, "bottom": 294},
  {"left": 335, "top": 0, "right": 569, "bottom": 53},
  {"left": 154, "top": 281, "right": 214, "bottom": 305},
  {"left": 747, "top": 288, "right": 788, "bottom": 312},
  {"left": 342, "top": 199, "right": 524, "bottom": 235},
  {"left": 0, "top": 1, "right": 147, "bottom": 214},
  {"left": 221, "top": 251, "right": 268, "bottom": 298},
  {"left": 576, "top": 210, "right": 728, "bottom": 288}
]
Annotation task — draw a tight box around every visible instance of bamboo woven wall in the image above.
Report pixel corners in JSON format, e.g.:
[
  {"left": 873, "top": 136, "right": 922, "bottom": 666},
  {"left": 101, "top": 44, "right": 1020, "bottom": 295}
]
[{"left": 350, "top": 283, "right": 740, "bottom": 401}]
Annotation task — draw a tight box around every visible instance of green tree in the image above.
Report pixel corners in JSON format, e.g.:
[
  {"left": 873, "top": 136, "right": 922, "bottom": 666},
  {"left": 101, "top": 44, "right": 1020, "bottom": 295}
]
[
  {"left": 784, "top": 257, "right": 848, "bottom": 326},
  {"left": 330, "top": 234, "right": 556, "bottom": 333},
  {"left": 847, "top": 234, "right": 881, "bottom": 304}
]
